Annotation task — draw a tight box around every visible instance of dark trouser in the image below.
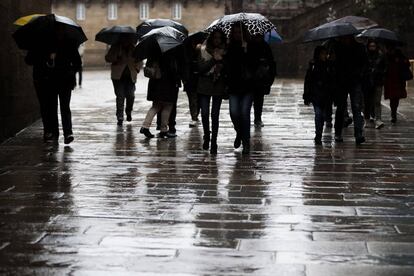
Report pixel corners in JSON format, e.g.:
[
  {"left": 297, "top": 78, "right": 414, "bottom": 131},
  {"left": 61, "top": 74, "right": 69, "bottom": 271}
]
[
  {"left": 77, "top": 67, "right": 83, "bottom": 86},
  {"left": 313, "top": 105, "right": 326, "bottom": 137},
  {"left": 157, "top": 103, "right": 177, "bottom": 131},
  {"left": 334, "top": 84, "right": 364, "bottom": 138},
  {"left": 186, "top": 90, "right": 200, "bottom": 121},
  {"left": 390, "top": 98, "right": 400, "bottom": 119},
  {"left": 112, "top": 78, "right": 135, "bottom": 121},
  {"left": 199, "top": 94, "right": 223, "bottom": 141},
  {"left": 33, "top": 80, "right": 53, "bottom": 136},
  {"left": 325, "top": 100, "right": 333, "bottom": 124},
  {"left": 253, "top": 93, "right": 264, "bottom": 123},
  {"left": 229, "top": 93, "right": 254, "bottom": 144},
  {"left": 49, "top": 87, "right": 73, "bottom": 137}
]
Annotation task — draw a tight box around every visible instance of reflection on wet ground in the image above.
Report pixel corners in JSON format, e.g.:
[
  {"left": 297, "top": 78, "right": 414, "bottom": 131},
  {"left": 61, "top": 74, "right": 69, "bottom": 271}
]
[{"left": 1, "top": 71, "right": 414, "bottom": 275}]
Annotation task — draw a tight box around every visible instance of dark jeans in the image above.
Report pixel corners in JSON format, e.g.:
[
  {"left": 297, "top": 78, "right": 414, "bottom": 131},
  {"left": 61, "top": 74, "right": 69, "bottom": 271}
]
[
  {"left": 157, "top": 103, "right": 176, "bottom": 131},
  {"left": 229, "top": 93, "right": 254, "bottom": 143},
  {"left": 390, "top": 98, "right": 400, "bottom": 119},
  {"left": 313, "top": 105, "right": 326, "bottom": 137},
  {"left": 112, "top": 78, "right": 135, "bottom": 121},
  {"left": 77, "top": 66, "right": 82, "bottom": 86},
  {"left": 34, "top": 80, "right": 53, "bottom": 136},
  {"left": 186, "top": 90, "right": 200, "bottom": 121},
  {"left": 334, "top": 84, "right": 364, "bottom": 138},
  {"left": 199, "top": 94, "right": 223, "bottom": 140},
  {"left": 253, "top": 93, "right": 264, "bottom": 123}
]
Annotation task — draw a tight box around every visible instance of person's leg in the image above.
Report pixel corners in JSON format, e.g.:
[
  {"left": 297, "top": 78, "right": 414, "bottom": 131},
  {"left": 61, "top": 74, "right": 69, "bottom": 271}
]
[
  {"left": 168, "top": 103, "right": 177, "bottom": 133},
  {"left": 78, "top": 67, "right": 83, "bottom": 87},
  {"left": 210, "top": 96, "right": 223, "bottom": 154},
  {"left": 112, "top": 79, "right": 125, "bottom": 124},
  {"left": 334, "top": 101, "right": 346, "bottom": 141},
  {"left": 325, "top": 101, "right": 333, "bottom": 127},
  {"left": 229, "top": 94, "right": 242, "bottom": 148},
  {"left": 253, "top": 93, "right": 264, "bottom": 127},
  {"left": 313, "top": 105, "right": 324, "bottom": 144},
  {"left": 124, "top": 80, "right": 135, "bottom": 121},
  {"left": 199, "top": 94, "right": 211, "bottom": 149},
  {"left": 160, "top": 103, "right": 174, "bottom": 136},
  {"left": 187, "top": 90, "right": 199, "bottom": 123},
  {"left": 390, "top": 98, "right": 399, "bottom": 123},
  {"left": 240, "top": 93, "right": 254, "bottom": 153},
  {"left": 374, "top": 85, "right": 384, "bottom": 128},
  {"left": 48, "top": 85, "right": 60, "bottom": 138},
  {"left": 58, "top": 88, "right": 73, "bottom": 143},
  {"left": 142, "top": 102, "right": 161, "bottom": 129},
  {"left": 350, "top": 85, "right": 365, "bottom": 143},
  {"left": 34, "top": 80, "right": 52, "bottom": 139}
]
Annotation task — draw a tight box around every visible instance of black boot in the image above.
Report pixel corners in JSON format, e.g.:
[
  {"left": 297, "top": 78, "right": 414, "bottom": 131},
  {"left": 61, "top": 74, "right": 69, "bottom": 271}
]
[
  {"left": 210, "top": 138, "right": 217, "bottom": 154},
  {"left": 203, "top": 134, "right": 210, "bottom": 150},
  {"left": 140, "top": 127, "right": 154, "bottom": 138},
  {"left": 242, "top": 140, "right": 250, "bottom": 154},
  {"left": 234, "top": 133, "right": 241, "bottom": 149}
]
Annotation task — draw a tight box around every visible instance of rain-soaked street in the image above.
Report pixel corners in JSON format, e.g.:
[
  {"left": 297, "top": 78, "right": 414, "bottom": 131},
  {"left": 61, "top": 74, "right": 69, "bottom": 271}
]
[{"left": 1, "top": 71, "right": 414, "bottom": 275}]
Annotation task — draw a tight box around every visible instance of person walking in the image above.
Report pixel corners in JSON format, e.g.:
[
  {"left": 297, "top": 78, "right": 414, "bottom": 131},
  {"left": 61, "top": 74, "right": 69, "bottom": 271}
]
[
  {"left": 196, "top": 30, "right": 227, "bottom": 154},
  {"left": 384, "top": 45, "right": 412, "bottom": 124},
  {"left": 77, "top": 42, "right": 84, "bottom": 88},
  {"left": 362, "top": 40, "right": 386, "bottom": 129},
  {"left": 225, "top": 24, "right": 253, "bottom": 154},
  {"left": 331, "top": 36, "right": 367, "bottom": 144},
  {"left": 105, "top": 34, "right": 141, "bottom": 126},
  {"left": 249, "top": 34, "right": 276, "bottom": 128},
  {"left": 140, "top": 51, "right": 181, "bottom": 139},
  {"left": 303, "top": 45, "right": 333, "bottom": 144},
  {"left": 25, "top": 27, "right": 82, "bottom": 144}
]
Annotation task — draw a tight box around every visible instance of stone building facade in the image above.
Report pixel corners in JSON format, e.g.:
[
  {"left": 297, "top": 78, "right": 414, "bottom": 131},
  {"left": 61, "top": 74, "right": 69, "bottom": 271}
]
[
  {"left": 0, "top": 0, "right": 51, "bottom": 142},
  {"left": 52, "top": 0, "right": 225, "bottom": 67}
]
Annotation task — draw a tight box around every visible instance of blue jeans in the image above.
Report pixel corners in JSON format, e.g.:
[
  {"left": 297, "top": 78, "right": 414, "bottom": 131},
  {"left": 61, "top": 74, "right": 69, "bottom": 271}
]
[
  {"left": 199, "top": 94, "right": 223, "bottom": 140},
  {"left": 229, "top": 93, "right": 254, "bottom": 143}
]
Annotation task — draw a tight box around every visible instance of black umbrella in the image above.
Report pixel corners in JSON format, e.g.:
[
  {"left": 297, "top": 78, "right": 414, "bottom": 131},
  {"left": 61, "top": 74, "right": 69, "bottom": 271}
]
[
  {"left": 357, "top": 28, "right": 402, "bottom": 44},
  {"left": 134, "top": 26, "right": 186, "bottom": 60},
  {"left": 329, "top": 15, "right": 378, "bottom": 31},
  {"left": 12, "top": 14, "right": 87, "bottom": 50},
  {"left": 303, "top": 22, "right": 359, "bottom": 43},
  {"left": 185, "top": 31, "right": 208, "bottom": 46},
  {"left": 136, "top": 19, "right": 189, "bottom": 38},
  {"left": 95, "top": 25, "right": 137, "bottom": 45},
  {"left": 205, "top": 12, "right": 277, "bottom": 36}
]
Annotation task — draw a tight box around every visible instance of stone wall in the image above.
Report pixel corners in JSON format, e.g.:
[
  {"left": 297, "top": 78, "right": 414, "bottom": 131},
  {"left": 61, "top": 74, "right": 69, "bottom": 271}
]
[
  {"left": 0, "top": 1, "right": 51, "bottom": 142},
  {"left": 53, "top": 0, "right": 225, "bottom": 67}
]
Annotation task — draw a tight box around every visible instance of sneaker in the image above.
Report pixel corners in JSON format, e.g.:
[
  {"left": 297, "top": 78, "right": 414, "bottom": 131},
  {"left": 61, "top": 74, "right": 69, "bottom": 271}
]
[
  {"left": 117, "top": 120, "right": 123, "bottom": 126},
  {"left": 156, "top": 125, "right": 161, "bottom": 130},
  {"left": 391, "top": 117, "right": 397, "bottom": 124},
  {"left": 158, "top": 131, "right": 177, "bottom": 138},
  {"left": 140, "top": 127, "right": 154, "bottom": 138},
  {"left": 189, "top": 120, "right": 198, "bottom": 128},
  {"left": 334, "top": 135, "right": 344, "bottom": 142},
  {"left": 126, "top": 114, "right": 132, "bottom": 122},
  {"left": 375, "top": 120, "right": 384, "bottom": 129},
  {"left": 64, "top": 135, "right": 74, "bottom": 145},
  {"left": 356, "top": 136, "right": 366, "bottom": 145},
  {"left": 254, "top": 120, "right": 264, "bottom": 128}
]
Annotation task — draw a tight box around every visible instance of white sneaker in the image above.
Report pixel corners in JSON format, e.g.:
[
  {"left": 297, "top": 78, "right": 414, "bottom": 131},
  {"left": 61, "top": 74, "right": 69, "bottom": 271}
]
[
  {"left": 375, "top": 120, "right": 384, "bottom": 129},
  {"left": 189, "top": 120, "right": 198, "bottom": 127}
]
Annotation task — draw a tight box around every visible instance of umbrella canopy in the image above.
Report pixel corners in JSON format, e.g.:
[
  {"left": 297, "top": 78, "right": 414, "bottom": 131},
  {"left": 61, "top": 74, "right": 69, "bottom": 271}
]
[
  {"left": 357, "top": 28, "right": 402, "bottom": 44},
  {"left": 329, "top": 15, "right": 378, "bottom": 31},
  {"left": 12, "top": 14, "right": 87, "bottom": 50},
  {"left": 264, "top": 29, "right": 283, "bottom": 44},
  {"left": 13, "top": 14, "right": 45, "bottom": 26},
  {"left": 185, "top": 31, "right": 208, "bottom": 46},
  {"left": 136, "top": 19, "right": 189, "bottom": 37},
  {"left": 303, "top": 22, "right": 359, "bottom": 43},
  {"left": 95, "top": 25, "right": 137, "bottom": 45},
  {"left": 206, "top": 12, "right": 277, "bottom": 37},
  {"left": 134, "top": 26, "right": 186, "bottom": 60}
]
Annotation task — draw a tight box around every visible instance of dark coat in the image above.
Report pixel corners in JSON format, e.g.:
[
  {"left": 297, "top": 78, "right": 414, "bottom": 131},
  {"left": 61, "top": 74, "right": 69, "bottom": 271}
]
[
  {"left": 224, "top": 42, "right": 250, "bottom": 95},
  {"left": 25, "top": 44, "right": 82, "bottom": 90},
  {"left": 182, "top": 45, "right": 199, "bottom": 94},
  {"left": 303, "top": 60, "right": 333, "bottom": 107},
  {"left": 246, "top": 40, "right": 276, "bottom": 95},
  {"left": 384, "top": 51, "right": 409, "bottom": 100},
  {"left": 195, "top": 45, "right": 227, "bottom": 97},
  {"left": 363, "top": 50, "right": 386, "bottom": 92},
  {"left": 146, "top": 53, "right": 181, "bottom": 103}
]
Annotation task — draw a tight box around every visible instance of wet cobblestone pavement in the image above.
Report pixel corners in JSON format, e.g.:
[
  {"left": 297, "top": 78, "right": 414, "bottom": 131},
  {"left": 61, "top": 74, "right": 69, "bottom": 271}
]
[{"left": 1, "top": 71, "right": 414, "bottom": 275}]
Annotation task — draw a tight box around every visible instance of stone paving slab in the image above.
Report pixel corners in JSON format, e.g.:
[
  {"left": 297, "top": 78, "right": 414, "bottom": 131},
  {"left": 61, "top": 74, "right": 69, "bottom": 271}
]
[{"left": 0, "top": 71, "right": 414, "bottom": 274}]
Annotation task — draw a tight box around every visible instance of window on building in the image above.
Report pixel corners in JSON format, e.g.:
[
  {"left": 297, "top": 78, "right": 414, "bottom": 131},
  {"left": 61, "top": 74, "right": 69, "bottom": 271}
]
[
  {"left": 108, "top": 2, "right": 118, "bottom": 20},
  {"left": 76, "top": 2, "right": 86, "bottom": 21},
  {"left": 171, "top": 2, "right": 182, "bottom": 20},
  {"left": 139, "top": 2, "right": 149, "bottom": 20}
]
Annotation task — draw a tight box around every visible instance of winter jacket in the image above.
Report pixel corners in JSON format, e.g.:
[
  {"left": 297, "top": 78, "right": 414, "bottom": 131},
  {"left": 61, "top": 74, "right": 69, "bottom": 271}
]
[
  {"left": 303, "top": 60, "right": 333, "bottom": 107},
  {"left": 363, "top": 50, "right": 386, "bottom": 91},
  {"left": 105, "top": 44, "right": 141, "bottom": 83},
  {"left": 384, "top": 51, "right": 409, "bottom": 100}
]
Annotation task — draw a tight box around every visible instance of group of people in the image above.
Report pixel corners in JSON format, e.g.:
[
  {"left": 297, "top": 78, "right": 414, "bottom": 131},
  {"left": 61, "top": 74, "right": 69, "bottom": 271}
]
[
  {"left": 303, "top": 36, "right": 412, "bottom": 145},
  {"left": 105, "top": 24, "right": 276, "bottom": 154}
]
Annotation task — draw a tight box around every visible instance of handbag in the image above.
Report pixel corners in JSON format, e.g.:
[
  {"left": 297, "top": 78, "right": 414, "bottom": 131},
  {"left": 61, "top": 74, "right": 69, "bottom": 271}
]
[{"left": 144, "top": 61, "right": 161, "bottom": 79}]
